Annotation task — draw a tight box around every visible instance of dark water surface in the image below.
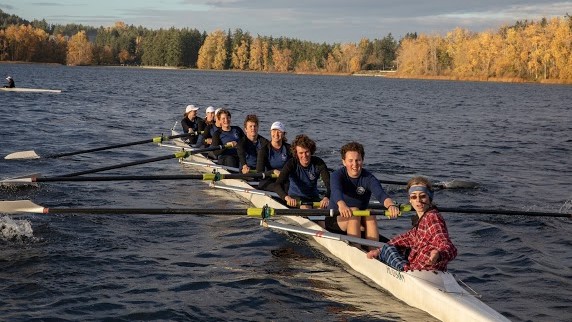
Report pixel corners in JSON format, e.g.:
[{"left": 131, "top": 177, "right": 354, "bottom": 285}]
[{"left": 1, "top": 63, "right": 571, "bottom": 321}]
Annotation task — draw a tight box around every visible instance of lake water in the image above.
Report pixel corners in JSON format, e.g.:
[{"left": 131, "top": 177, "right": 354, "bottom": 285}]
[{"left": 1, "top": 63, "right": 571, "bottom": 321}]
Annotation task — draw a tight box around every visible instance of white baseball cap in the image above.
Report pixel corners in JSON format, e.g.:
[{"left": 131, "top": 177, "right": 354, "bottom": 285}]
[
  {"left": 185, "top": 105, "right": 199, "bottom": 113},
  {"left": 206, "top": 106, "right": 216, "bottom": 113},
  {"left": 6, "top": 76, "right": 12, "bottom": 80},
  {"left": 270, "top": 121, "right": 286, "bottom": 132},
  {"left": 215, "top": 107, "right": 222, "bottom": 116}
]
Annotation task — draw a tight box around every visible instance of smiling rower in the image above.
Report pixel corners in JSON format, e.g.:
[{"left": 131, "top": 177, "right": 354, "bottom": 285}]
[
  {"left": 273, "top": 134, "right": 330, "bottom": 209},
  {"left": 328, "top": 142, "right": 400, "bottom": 245}
]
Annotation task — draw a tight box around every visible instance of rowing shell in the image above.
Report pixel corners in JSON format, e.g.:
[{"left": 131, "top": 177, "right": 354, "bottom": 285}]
[
  {"left": 0, "top": 87, "right": 62, "bottom": 93},
  {"left": 167, "top": 131, "right": 509, "bottom": 322}
]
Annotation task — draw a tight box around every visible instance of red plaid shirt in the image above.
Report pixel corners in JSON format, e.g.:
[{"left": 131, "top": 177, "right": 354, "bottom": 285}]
[{"left": 388, "top": 208, "right": 457, "bottom": 271}]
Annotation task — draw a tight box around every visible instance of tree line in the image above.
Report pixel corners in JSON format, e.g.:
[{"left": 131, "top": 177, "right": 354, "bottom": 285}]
[
  {"left": 1, "top": 9, "right": 571, "bottom": 82},
  {"left": 397, "top": 16, "right": 572, "bottom": 82}
]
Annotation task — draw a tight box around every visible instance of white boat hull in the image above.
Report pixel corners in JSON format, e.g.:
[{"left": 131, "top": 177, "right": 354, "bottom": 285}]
[
  {"left": 1, "top": 87, "right": 62, "bottom": 93},
  {"left": 167, "top": 132, "right": 509, "bottom": 322}
]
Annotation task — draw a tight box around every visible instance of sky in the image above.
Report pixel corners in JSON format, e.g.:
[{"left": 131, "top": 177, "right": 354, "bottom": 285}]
[{"left": 1, "top": 1, "right": 570, "bottom": 43}]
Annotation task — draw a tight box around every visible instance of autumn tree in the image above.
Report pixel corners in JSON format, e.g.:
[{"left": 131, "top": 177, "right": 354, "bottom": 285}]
[
  {"left": 197, "top": 29, "right": 227, "bottom": 70},
  {"left": 67, "top": 30, "right": 93, "bottom": 65}
]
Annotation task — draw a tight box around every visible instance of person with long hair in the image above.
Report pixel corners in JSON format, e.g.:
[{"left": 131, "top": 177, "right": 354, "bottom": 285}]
[{"left": 366, "top": 176, "right": 457, "bottom": 271}]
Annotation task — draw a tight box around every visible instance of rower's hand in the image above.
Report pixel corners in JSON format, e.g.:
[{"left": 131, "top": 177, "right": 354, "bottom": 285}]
[
  {"left": 427, "top": 249, "right": 440, "bottom": 265},
  {"left": 228, "top": 141, "right": 238, "bottom": 147},
  {"left": 285, "top": 196, "right": 297, "bottom": 207},
  {"left": 387, "top": 204, "right": 400, "bottom": 219},
  {"left": 366, "top": 248, "right": 381, "bottom": 259},
  {"left": 338, "top": 203, "right": 353, "bottom": 218},
  {"left": 241, "top": 165, "right": 250, "bottom": 174},
  {"left": 272, "top": 169, "right": 280, "bottom": 176},
  {"left": 319, "top": 197, "right": 329, "bottom": 209},
  {"left": 205, "top": 138, "right": 212, "bottom": 145}
]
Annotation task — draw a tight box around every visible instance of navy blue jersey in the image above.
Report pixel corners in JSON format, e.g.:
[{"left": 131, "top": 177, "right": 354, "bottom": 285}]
[
  {"left": 275, "top": 156, "right": 330, "bottom": 200},
  {"left": 212, "top": 126, "right": 244, "bottom": 156},
  {"left": 256, "top": 142, "right": 292, "bottom": 175},
  {"left": 329, "top": 167, "right": 389, "bottom": 210},
  {"left": 237, "top": 135, "right": 268, "bottom": 168}
]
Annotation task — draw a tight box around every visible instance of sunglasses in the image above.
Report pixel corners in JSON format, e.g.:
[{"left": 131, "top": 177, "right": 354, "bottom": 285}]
[{"left": 409, "top": 194, "right": 428, "bottom": 200}]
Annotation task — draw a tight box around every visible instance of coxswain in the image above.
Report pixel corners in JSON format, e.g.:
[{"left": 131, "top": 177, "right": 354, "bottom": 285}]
[{"left": 366, "top": 176, "right": 457, "bottom": 271}]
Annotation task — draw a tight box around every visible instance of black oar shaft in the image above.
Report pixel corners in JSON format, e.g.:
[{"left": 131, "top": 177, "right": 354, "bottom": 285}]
[
  {"left": 60, "top": 154, "right": 181, "bottom": 177},
  {"left": 58, "top": 145, "right": 226, "bottom": 177},
  {"left": 44, "top": 208, "right": 249, "bottom": 215},
  {"left": 437, "top": 207, "right": 571, "bottom": 218},
  {"left": 46, "top": 133, "right": 192, "bottom": 158},
  {"left": 33, "top": 172, "right": 270, "bottom": 182}
]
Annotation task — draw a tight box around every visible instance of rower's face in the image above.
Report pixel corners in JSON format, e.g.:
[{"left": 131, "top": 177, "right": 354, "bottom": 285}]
[
  {"left": 296, "top": 146, "right": 311, "bottom": 167},
  {"left": 205, "top": 112, "right": 214, "bottom": 122},
  {"left": 187, "top": 110, "right": 197, "bottom": 119},
  {"left": 409, "top": 185, "right": 431, "bottom": 213},
  {"left": 342, "top": 151, "right": 363, "bottom": 178},
  {"left": 245, "top": 121, "right": 258, "bottom": 137},
  {"left": 271, "top": 129, "right": 284, "bottom": 143},
  {"left": 219, "top": 113, "right": 231, "bottom": 128}
]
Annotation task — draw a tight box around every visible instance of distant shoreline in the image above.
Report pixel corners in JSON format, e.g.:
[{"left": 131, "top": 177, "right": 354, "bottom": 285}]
[{"left": 2, "top": 61, "right": 570, "bottom": 85}]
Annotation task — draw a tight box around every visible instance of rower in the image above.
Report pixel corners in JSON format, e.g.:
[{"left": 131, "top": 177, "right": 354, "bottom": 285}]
[
  {"left": 201, "top": 107, "right": 222, "bottom": 148},
  {"left": 237, "top": 114, "right": 268, "bottom": 174},
  {"left": 273, "top": 134, "right": 330, "bottom": 209},
  {"left": 327, "top": 142, "right": 400, "bottom": 245},
  {"left": 256, "top": 121, "right": 292, "bottom": 191},
  {"left": 180, "top": 105, "right": 204, "bottom": 145},
  {"left": 211, "top": 109, "right": 244, "bottom": 167},
  {"left": 366, "top": 176, "right": 457, "bottom": 271},
  {"left": 4, "top": 76, "right": 15, "bottom": 88},
  {"left": 194, "top": 106, "right": 216, "bottom": 147}
]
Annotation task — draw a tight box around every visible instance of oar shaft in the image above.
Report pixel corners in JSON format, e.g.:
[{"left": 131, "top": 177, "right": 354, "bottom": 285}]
[
  {"left": 437, "top": 207, "right": 571, "bottom": 218},
  {"left": 264, "top": 221, "right": 385, "bottom": 248},
  {"left": 58, "top": 144, "right": 229, "bottom": 177},
  {"left": 28, "top": 172, "right": 274, "bottom": 182},
  {"left": 43, "top": 208, "right": 249, "bottom": 215},
  {"left": 45, "top": 133, "right": 193, "bottom": 158},
  {"left": 60, "top": 153, "right": 184, "bottom": 177}
]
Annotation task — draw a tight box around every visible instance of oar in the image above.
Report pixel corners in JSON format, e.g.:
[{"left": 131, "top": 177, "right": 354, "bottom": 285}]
[
  {"left": 180, "top": 159, "right": 240, "bottom": 173},
  {"left": 368, "top": 203, "right": 571, "bottom": 218},
  {"left": 326, "top": 168, "right": 478, "bottom": 189},
  {"left": 4, "top": 133, "right": 195, "bottom": 160},
  {"left": 2, "top": 172, "right": 277, "bottom": 184},
  {"left": 57, "top": 144, "right": 231, "bottom": 177},
  {"left": 0, "top": 200, "right": 394, "bottom": 217},
  {"left": 262, "top": 221, "right": 385, "bottom": 248}
]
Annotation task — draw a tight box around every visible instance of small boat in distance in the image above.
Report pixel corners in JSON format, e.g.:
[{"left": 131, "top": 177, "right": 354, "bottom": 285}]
[{"left": 0, "top": 87, "right": 62, "bottom": 93}]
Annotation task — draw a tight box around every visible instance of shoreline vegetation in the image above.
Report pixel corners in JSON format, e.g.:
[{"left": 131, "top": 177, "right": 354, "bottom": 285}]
[{"left": 1, "top": 9, "right": 571, "bottom": 85}]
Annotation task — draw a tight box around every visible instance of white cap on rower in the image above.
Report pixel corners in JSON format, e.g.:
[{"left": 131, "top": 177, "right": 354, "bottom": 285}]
[
  {"left": 6, "top": 76, "right": 12, "bottom": 80},
  {"left": 206, "top": 106, "right": 216, "bottom": 113},
  {"left": 185, "top": 104, "right": 199, "bottom": 113},
  {"left": 271, "top": 121, "right": 286, "bottom": 132},
  {"left": 215, "top": 107, "right": 222, "bottom": 116}
]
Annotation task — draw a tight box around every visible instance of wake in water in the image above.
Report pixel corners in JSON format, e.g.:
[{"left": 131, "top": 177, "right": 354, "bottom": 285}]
[{"left": 0, "top": 216, "right": 36, "bottom": 242}]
